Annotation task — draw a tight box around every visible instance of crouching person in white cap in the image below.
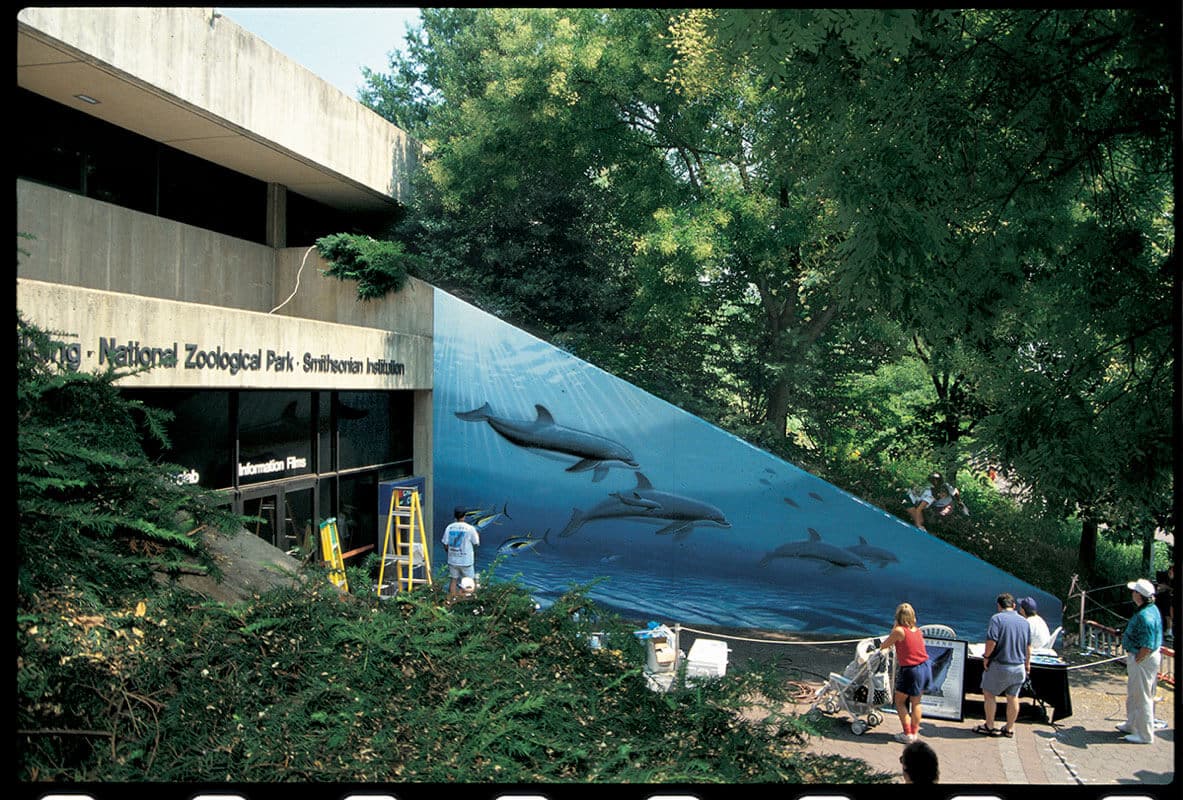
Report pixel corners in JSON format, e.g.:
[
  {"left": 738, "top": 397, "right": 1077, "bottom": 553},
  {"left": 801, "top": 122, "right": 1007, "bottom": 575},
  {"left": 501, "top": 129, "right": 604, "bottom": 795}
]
[{"left": 1118, "top": 577, "right": 1162, "bottom": 744}]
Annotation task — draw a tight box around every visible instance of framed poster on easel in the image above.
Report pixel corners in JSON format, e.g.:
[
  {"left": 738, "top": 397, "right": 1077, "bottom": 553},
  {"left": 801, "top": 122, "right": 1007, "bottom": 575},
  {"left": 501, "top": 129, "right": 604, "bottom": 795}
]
[{"left": 919, "top": 639, "right": 968, "bottom": 721}]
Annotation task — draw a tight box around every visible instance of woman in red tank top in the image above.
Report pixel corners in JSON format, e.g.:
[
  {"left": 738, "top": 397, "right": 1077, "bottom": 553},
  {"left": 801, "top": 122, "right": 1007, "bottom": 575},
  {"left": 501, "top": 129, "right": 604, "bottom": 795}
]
[{"left": 879, "top": 602, "right": 933, "bottom": 743}]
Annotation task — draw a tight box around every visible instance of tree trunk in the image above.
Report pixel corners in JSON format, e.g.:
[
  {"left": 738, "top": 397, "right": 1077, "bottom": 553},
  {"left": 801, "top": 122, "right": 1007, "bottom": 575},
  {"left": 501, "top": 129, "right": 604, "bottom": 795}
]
[
  {"left": 1141, "top": 528, "right": 1156, "bottom": 577},
  {"left": 763, "top": 375, "right": 792, "bottom": 443},
  {"left": 1078, "top": 518, "right": 1098, "bottom": 577}
]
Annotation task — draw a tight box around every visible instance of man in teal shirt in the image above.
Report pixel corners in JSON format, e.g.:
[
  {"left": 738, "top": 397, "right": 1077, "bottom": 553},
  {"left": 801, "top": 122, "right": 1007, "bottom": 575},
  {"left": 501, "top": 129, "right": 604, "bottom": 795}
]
[{"left": 1118, "top": 577, "right": 1163, "bottom": 744}]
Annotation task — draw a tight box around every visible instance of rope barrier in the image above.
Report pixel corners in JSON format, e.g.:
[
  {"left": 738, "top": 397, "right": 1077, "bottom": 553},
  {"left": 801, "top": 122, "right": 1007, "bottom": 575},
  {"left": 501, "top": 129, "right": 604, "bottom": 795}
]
[
  {"left": 1063, "top": 654, "right": 1125, "bottom": 671},
  {"left": 674, "top": 623, "right": 1133, "bottom": 674}
]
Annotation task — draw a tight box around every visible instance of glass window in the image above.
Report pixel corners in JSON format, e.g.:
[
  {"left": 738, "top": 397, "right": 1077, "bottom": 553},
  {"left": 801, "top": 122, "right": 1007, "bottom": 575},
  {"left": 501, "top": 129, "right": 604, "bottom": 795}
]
[
  {"left": 238, "top": 391, "right": 312, "bottom": 485},
  {"left": 124, "top": 389, "right": 232, "bottom": 488},
  {"left": 337, "top": 392, "right": 413, "bottom": 470},
  {"left": 339, "top": 472, "right": 379, "bottom": 555},
  {"left": 316, "top": 391, "right": 334, "bottom": 473}
]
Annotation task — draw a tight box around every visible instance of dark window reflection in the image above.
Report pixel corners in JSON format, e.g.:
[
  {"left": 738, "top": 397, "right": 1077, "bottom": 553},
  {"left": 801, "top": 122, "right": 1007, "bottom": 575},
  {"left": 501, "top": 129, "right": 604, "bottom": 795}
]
[
  {"left": 125, "top": 389, "right": 232, "bottom": 488},
  {"left": 338, "top": 391, "right": 412, "bottom": 470},
  {"left": 238, "top": 391, "right": 312, "bottom": 484}
]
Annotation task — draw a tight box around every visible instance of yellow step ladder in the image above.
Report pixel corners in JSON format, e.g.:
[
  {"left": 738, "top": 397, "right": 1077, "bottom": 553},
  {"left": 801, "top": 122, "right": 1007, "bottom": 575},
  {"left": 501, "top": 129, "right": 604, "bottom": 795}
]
[
  {"left": 376, "top": 486, "right": 432, "bottom": 598},
  {"left": 318, "top": 518, "right": 348, "bottom": 592}
]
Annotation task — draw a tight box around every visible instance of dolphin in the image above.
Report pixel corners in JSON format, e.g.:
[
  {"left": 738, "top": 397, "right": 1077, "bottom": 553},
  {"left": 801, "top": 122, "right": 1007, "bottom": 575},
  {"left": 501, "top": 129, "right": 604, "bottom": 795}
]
[
  {"left": 455, "top": 403, "right": 638, "bottom": 482},
  {"left": 497, "top": 529, "right": 550, "bottom": 557},
  {"left": 808, "top": 491, "right": 825, "bottom": 502},
  {"left": 845, "top": 536, "right": 899, "bottom": 568},
  {"left": 758, "top": 530, "right": 868, "bottom": 571},
  {"left": 924, "top": 646, "right": 956, "bottom": 696},
  {"left": 609, "top": 491, "right": 663, "bottom": 511},
  {"left": 783, "top": 497, "right": 800, "bottom": 508},
  {"left": 558, "top": 472, "right": 731, "bottom": 541}
]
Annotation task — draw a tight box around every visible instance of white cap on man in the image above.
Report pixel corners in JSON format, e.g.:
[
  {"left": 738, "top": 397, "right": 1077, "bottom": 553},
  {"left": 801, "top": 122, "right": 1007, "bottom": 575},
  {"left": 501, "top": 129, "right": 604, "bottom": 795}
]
[
  {"left": 460, "top": 576, "right": 475, "bottom": 592},
  {"left": 1127, "top": 578, "right": 1156, "bottom": 598}
]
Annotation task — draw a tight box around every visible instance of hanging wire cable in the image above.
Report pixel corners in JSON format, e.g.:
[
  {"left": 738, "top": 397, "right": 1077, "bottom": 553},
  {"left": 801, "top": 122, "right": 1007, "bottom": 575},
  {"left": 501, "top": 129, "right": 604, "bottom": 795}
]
[{"left": 269, "top": 245, "right": 315, "bottom": 314}]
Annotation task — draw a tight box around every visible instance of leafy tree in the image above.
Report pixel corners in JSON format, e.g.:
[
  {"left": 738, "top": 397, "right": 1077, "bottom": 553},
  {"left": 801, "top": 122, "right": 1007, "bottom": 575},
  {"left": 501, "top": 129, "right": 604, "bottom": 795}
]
[{"left": 16, "top": 314, "right": 243, "bottom": 604}]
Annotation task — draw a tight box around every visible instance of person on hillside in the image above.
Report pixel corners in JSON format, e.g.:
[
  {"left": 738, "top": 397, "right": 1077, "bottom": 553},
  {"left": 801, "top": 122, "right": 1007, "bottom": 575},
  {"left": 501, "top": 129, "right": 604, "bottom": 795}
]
[
  {"left": 975, "top": 592, "right": 1031, "bottom": 738},
  {"left": 906, "top": 472, "right": 969, "bottom": 531},
  {"left": 900, "top": 740, "right": 939, "bottom": 784},
  {"left": 441, "top": 505, "right": 480, "bottom": 604},
  {"left": 1018, "top": 597, "right": 1054, "bottom": 650},
  {"left": 878, "top": 602, "right": 933, "bottom": 744},
  {"left": 1117, "top": 577, "right": 1163, "bottom": 744}
]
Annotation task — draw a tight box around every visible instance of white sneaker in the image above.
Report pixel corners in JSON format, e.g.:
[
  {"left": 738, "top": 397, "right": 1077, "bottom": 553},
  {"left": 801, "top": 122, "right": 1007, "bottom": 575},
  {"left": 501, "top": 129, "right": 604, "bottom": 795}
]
[
  {"left": 1122, "top": 734, "right": 1152, "bottom": 744},
  {"left": 894, "top": 731, "right": 915, "bottom": 744}
]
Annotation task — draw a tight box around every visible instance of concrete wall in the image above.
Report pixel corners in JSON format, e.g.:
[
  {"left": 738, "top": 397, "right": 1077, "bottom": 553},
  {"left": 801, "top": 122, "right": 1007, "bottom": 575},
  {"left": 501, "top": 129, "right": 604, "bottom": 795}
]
[
  {"left": 18, "top": 180, "right": 434, "bottom": 338},
  {"left": 18, "top": 179, "right": 275, "bottom": 311},
  {"left": 16, "top": 6, "right": 418, "bottom": 205}
]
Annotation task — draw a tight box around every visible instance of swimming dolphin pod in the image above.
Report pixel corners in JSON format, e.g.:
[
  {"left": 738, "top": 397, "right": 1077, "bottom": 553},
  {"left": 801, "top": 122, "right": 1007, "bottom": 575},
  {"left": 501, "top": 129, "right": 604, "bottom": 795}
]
[
  {"left": 758, "top": 530, "right": 868, "bottom": 571},
  {"left": 455, "top": 402, "right": 639, "bottom": 482},
  {"left": 559, "top": 471, "right": 731, "bottom": 541},
  {"left": 845, "top": 536, "right": 899, "bottom": 568}
]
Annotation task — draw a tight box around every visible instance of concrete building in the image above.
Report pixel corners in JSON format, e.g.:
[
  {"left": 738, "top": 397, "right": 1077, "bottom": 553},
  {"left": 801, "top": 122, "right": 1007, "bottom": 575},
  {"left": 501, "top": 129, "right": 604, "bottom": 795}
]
[{"left": 16, "top": 7, "right": 433, "bottom": 558}]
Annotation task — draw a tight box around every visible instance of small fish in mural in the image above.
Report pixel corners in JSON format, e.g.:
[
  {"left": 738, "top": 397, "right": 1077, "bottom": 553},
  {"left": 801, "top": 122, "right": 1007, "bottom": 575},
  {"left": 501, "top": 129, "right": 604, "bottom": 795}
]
[
  {"left": 497, "top": 529, "right": 551, "bottom": 557},
  {"left": 455, "top": 402, "right": 639, "bottom": 482},
  {"left": 759, "top": 478, "right": 773, "bottom": 487},
  {"left": 783, "top": 497, "right": 800, "bottom": 508},
  {"left": 763, "top": 467, "right": 777, "bottom": 476},
  {"left": 465, "top": 503, "right": 512, "bottom": 531},
  {"left": 758, "top": 529, "right": 868, "bottom": 572},
  {"left": 845, "top": 536, "right": 899, "bottom": 568},
  {"left": 600, "top": 553, "right": 623, "bottom": 563},
  {"left": 808, "top": 491, "right": 825, "bottom": 502}
]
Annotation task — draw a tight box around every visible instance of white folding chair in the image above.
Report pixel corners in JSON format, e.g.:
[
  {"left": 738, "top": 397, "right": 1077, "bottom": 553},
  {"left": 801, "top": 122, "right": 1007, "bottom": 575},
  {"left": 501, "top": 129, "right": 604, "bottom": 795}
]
[{"left": 919, "top": 624, "right": 957, "bottom": 640}]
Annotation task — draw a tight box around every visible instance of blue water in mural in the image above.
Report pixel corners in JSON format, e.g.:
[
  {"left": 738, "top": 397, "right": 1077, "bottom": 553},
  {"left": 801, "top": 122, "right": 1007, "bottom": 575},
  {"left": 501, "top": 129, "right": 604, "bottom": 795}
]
[{"left": 432, "top": 290, "right": 1062, "bottom": 638}]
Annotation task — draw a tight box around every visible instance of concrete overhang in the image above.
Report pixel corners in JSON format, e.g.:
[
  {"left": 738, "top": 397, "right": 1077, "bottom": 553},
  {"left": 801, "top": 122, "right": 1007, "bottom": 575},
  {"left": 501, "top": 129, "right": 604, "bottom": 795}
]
[{"left": 16, "top": 7, "right": 419, "bottom": 214}]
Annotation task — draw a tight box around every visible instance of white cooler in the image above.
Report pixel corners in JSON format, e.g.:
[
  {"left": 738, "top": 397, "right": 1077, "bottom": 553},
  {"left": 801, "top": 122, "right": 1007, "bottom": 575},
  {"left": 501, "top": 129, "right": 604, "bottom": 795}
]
[{"left": 685, "top": 638, "right": 730, "bottom": 681}]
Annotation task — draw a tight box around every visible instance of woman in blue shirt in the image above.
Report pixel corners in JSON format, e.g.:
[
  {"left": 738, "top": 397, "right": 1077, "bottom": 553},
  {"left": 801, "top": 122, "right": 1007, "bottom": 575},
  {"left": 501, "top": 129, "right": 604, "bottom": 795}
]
[{"left": 1118, "top": 578, "right": 1163, "bottom": 744}]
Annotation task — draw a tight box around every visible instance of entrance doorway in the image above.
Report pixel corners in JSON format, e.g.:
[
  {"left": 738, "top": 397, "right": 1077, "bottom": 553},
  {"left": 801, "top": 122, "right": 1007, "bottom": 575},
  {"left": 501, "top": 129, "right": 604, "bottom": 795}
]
[{"left": 240, "top": 480, "right": 316, "bottom": 555}]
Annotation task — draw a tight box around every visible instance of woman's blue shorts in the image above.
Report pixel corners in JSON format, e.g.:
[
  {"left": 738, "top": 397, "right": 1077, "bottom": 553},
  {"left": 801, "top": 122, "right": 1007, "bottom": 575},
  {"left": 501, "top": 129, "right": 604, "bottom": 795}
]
[{"left": 895, "top": 659, "right": 933, "bottom": 697}]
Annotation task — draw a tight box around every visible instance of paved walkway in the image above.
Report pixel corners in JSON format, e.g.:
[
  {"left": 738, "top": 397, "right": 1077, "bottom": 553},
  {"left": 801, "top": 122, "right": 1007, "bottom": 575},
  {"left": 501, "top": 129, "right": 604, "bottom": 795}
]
[{"left": 683, "top": 626, "right": 1176, "bottom": 785}]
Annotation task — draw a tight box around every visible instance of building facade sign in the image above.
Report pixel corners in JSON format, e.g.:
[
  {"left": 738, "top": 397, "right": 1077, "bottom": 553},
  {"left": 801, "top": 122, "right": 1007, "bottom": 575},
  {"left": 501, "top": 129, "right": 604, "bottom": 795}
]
[{"left": 17, "top": 279, "right": 431, "bottom": 390}]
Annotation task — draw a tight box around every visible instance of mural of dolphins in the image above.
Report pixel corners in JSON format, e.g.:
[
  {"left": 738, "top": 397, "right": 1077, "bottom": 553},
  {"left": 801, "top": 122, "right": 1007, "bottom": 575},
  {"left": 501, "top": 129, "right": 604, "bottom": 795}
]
[
  {"left": 845, "top": 536, "right": 899, "bottom": 568},
  {"left": 758, "top": 530, "right": 868, "bottom": 571},
  {"left": 559, "top": 472, "right": 731, "bottom": 541},
  {"left": 455, "top": 403, "right": 639, "bottom": 482}
]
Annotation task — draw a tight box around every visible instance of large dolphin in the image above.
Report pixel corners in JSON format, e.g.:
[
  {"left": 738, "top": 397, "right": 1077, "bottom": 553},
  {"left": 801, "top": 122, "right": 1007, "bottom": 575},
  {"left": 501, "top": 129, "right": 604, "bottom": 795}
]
[
  {"left": 455, "top": 403, "right": 638, "bottom": 482},
  {"left": 845, "top": 536, "right": 899, "bottom": 568},
  {"left": 559, "top": 472, "right": 731, "bottom": 541},
  {"left": 924, "top": 645, "right": 956, "bottom": 696},
  {"left": 758, "top": 530, "right": 868, "bottom": 571}
]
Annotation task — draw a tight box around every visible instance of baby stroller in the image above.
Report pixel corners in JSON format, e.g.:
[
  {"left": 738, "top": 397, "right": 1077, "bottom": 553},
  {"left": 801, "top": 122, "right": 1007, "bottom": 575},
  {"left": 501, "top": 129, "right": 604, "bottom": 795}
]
[{"left": 811, "top": 637, "right": 892, "bottom": 735}]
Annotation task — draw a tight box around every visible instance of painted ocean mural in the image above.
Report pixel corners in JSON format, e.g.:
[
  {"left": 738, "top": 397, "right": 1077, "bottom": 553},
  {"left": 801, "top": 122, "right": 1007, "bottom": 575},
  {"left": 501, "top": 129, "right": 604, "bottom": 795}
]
[{"left": 432, "top": 289, "right": 1062, "bottom": 638}]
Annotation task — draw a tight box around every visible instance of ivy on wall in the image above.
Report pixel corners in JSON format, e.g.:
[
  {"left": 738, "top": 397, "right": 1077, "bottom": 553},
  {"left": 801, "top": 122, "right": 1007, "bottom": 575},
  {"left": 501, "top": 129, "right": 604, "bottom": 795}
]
[{"left": 316, "top": 233, "right": 422, "bottom": 300}]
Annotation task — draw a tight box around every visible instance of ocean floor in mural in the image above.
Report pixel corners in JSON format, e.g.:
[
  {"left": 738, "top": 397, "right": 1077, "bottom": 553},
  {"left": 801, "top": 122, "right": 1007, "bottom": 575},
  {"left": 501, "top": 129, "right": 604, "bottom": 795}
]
[{"left": 433, "top": 290, "right": 1062, "bottom": 639}]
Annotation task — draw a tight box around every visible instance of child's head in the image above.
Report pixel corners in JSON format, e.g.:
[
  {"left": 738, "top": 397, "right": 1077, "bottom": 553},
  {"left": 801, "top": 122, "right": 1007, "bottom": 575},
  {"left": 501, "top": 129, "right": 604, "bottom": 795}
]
[{"left": 901, "top": 740, "right": 939, "bottom": 784}]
